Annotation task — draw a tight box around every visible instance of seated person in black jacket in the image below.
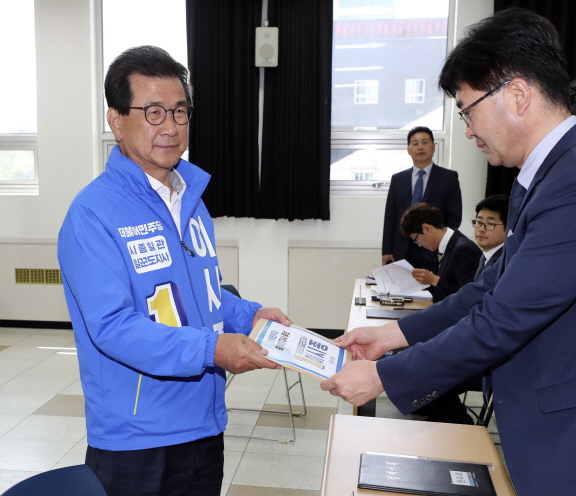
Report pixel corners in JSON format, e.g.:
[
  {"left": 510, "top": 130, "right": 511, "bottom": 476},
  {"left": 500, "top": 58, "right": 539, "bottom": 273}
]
[
  {"left": 400, "top": 203, "right": 481, "bottom": 303},
  {"left": 398, "top": 203, "right": 482, "bottom": 424}
]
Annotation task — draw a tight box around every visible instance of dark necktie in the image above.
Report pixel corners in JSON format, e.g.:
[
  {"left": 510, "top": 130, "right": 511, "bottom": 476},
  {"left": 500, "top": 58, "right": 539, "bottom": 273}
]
[
  {"left": 474, "top": 254, "right": 487, "bottom": 282},
  {"left": 507, "top": 178, "right": 527, "bottom": 227},
  {"left": 410, "top": 169, "right": 426, "bottom": 207}
]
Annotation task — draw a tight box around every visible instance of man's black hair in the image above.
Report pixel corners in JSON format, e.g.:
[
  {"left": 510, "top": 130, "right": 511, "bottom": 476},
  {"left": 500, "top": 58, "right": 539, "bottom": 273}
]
[
  {"left": 400, "top": 203, "right": 445, "bottom": 237},
  {"left": 439, "top": 8, "right": 570, "bottom": 110},
  {"left": 475, "top": 194, "right": 510, "bottom": 229},
  {"left": 407, "top": 126, "right": 434, "bottom": 145},
  {"left": 105, "top": 45, "right": 192, "bottom": 115}
]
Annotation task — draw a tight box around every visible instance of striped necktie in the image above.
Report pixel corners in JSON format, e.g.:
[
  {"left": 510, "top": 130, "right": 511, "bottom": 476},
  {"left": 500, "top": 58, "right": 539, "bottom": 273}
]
[{"left": 410, "top": 169, "right": 426, "bottom": 207}]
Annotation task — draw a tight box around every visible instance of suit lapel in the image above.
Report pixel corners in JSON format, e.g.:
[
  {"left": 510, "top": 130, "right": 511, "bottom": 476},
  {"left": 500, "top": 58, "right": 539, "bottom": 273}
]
[
  {"left": 421, "top": 164, "right": 437, "bottom": 203},
  {"left": 399, "top": 168, "right": 413, "bottom": 208}
]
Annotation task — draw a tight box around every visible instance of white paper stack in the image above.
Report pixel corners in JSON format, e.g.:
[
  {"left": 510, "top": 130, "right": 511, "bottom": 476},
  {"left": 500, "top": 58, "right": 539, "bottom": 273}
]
[{"left": 371, "top": 260, "right": 432, "bottom": 299}]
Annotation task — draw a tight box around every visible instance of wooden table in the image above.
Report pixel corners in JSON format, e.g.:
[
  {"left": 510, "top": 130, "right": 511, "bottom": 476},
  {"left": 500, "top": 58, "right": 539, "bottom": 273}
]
[
  {"left": 346, "top": 279, "right": 431, "bottom": 416},
  {"left": 321, "top": 414, "right": 516, "bottom": 496}
]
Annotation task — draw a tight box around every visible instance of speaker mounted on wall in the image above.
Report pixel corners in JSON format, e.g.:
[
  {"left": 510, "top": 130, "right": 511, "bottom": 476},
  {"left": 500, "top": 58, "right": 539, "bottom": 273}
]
[{"left": 255, "top": 26, "right": 279, "bottom": 67}]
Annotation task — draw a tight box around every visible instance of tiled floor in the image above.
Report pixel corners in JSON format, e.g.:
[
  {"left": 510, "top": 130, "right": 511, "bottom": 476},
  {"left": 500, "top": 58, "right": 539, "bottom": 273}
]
[{"left": 0, "top": 328, "right": 504, "bottom": 495}]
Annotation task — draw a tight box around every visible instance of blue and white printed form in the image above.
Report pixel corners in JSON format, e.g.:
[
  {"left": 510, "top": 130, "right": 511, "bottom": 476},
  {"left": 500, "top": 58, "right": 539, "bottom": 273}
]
[{"left": 249, "top": 319, "right": 347, "bottom": 380}]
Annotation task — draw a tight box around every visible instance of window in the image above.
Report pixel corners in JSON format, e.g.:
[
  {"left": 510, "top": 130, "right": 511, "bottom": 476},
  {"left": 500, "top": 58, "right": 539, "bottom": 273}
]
[
  {"left": 0, "top": 0, "right": 38, "bottom": 194},
  {"left": 405, "top": 79, "right": 425, "bottom": 103},
  {"left": 354, "top": 80, "right": 379, "bottom": 104},
  {"left": 331, "top": 0, "right": 451, "bottom": 192},
  {"left": 100, "top": 0, "right": 187, "bottom": 163}
]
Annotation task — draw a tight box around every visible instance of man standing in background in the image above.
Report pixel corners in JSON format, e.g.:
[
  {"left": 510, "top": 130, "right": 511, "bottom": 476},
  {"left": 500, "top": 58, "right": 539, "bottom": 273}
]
[{"left": 381, "top": 126, "right": 462, "bottom": 272}]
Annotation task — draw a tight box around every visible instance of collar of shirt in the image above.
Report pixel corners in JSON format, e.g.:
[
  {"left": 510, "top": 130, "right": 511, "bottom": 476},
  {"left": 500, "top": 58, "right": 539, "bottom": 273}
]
[
  {"left": 517, "top": 115, "right": 576, "bottom": 190},
  {"left": 145, "top": 169, "right": 187, "bottom": 206},
  {"left": 145, "top": 169, "right": 187, "bottom": 238},
  {"left": 437, "top": 227, "right": 454, "bottom": 256},
  {"left": 483, "top": 242, "right": 504, "bottom": 264},
  {"left": 411, "top": 162, "right": 433, "bottom": 192}
]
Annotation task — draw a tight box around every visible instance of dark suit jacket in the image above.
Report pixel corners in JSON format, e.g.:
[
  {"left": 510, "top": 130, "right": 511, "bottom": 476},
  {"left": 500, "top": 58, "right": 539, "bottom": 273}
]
[
  {"left": 382, "top": 164, "right": 462, "bottom": 269},
  {"left": 474, "top": 245, "right": 503, "bottom": 282},
  {"left": 428, "top": 230, "right": 481, "bottom": 303},
  {"left": 377, "top": 123, "right": 576, "bottom": 495}
]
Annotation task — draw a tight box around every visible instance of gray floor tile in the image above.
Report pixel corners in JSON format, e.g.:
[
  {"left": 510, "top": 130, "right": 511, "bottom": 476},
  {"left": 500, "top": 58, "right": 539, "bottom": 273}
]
[
  {"left": 0, "top": 439, "right": 76, "bottom": 471},
  {"left": 32, "top": 394, "right": 85, "bottom": 417},
  {"left": 0, "top": 392, "right": 55, "bottom": 415},
  {"left": 0, "top": 469, "right": 40, "bottom": 493},
  {"left": 256, "top": 404, "right": 336, "bottom": 431},
  {"left": 223, "top": 450, "right": 243, "bottom": 484},
  {"left": 3, "top": 415, "right": 86, "bottom": 442},
  {"left": 232, "top": 452, "right": 324, "bottom": 490},
  {"left": 227, "top": 485, "right": 320, "bottom": 496},
  {"left": 0, "top": 329, "right": 39, "bottom": 347},
  {"left": 246, "top": 427, "right": 328, "bottom": 457}
]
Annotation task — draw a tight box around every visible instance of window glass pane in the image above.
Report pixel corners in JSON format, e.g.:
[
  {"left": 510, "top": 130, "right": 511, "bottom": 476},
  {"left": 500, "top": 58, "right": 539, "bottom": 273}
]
[
  {"left": 0, "top": 0, "right": 37, "bottom": 133},
  {"left": 332, "top": 0, "right": 449, "bottom": 131},
  {"left": 331, "top": 149, "right": 415, "bottom": 181},
  {"left": 102, "top": 0, "right": 187, "bottom": 132},
  {"left": 0, "top": 150, "right": 35, "bottom": 180}
]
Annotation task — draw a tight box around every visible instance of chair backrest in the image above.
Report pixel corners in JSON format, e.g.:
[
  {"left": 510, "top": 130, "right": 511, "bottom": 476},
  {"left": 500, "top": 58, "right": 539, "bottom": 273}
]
[
  {"left": 221, "top": 284, "right": 241, "bottom": 298},
  {"left": 1, "top": 464, "right": 106, "bottom": 496}
]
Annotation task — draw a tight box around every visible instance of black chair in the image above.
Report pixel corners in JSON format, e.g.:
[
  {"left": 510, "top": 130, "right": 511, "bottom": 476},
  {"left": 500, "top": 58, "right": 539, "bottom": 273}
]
[
  {"left": 1, "top": 464, "right": 106, "bottom": 496},
  {"left": 221, "top": 284, "right": 241, "bottom": 298}
]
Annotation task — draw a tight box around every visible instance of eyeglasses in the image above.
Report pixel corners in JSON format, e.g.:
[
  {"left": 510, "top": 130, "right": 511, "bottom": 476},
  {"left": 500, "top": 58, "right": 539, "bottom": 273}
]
[
  {"left": 128, "top": 105, "right": 192, "bottom": 125},
  {"left": 471, "top": 219, "right": 504, "bottom": 231},
  {"left": 458, "top": 80, "right": 511, "bottom": 127},
  {"left": 410, "top": 232, "right": 422, "bottom": 245}
]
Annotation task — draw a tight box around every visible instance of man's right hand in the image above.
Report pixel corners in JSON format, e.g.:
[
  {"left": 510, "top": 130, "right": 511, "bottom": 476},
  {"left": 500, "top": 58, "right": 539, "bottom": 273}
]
[
  {"left": 382, "top": 254, "right": 394, "bottom": 265},
  {"left": 214, "top": 334, "right": 281, "bottom": 374},
  {"left": 334, "top": 321, "right": 409, "bottom": 360}
]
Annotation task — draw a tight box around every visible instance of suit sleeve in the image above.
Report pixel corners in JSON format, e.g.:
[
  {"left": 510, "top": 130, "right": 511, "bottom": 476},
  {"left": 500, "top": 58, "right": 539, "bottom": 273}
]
[
  {"left": 378, "top": 192, "right": 576, "bottom": 415},
  {"left": 444, "top": 172, "right": 462, "bottom": 230},
  {"left": 59, "top": 203, "right": 219, "bottom": 378},
  {"left": 382, "top": 176, "right": 398, "bottom": 255},
  {"left": 399, "top": 257, "right": 500, "bottom": 344}
]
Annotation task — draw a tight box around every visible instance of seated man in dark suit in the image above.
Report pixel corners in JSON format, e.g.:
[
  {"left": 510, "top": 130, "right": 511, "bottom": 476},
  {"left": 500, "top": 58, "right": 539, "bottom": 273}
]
[
  {"left": 473, "top": 195, "right": 509, "bottom": 281},
  {"left": 401, "top": 203, "right": 481, "bottom": 303}
]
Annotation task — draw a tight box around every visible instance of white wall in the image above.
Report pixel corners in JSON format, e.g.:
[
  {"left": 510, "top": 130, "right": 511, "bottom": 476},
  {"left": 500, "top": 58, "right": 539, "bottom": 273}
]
[{"left": 0, "top": 0, "right": 494, "bottom": 323}]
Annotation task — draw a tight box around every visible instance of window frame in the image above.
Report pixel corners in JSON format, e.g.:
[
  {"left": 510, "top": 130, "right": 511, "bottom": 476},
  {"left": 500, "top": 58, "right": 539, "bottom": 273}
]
[
  {"left": 405, "top": 78, "right": 426, "bottom": 104},
  {"left": 0, "top": 0, "right": 39, "bottom": 195},
  {"left": 330, "top": 0, "right": 456, "bottom": 195},
  {"left": 0, "top": 135, "right": 39, "bottom": 195}
]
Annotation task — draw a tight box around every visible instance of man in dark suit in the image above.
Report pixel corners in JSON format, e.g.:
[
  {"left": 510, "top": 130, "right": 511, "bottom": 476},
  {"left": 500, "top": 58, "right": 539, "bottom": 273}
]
[
  {"left": 382, "top": 127, "right": 462, "bottom": 272},
  {"left": 400, "top": 203, "right": 481, "bottom": 303},
  {"left": 401, "top": 203, "right": 481, "bottom": 424},
  {"left": 472, "top": 195, "right": 508, "bottom": 281},
  {"left": 322, "top": 9, "right": 576, "bottom": 495}
]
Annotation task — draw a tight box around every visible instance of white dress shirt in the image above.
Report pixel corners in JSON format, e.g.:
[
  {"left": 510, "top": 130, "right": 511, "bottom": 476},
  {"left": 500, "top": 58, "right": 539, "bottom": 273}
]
[
  {"left": 411, "top": 162, "right": 433, "bottom": 194},
  {"left": 437, "top": 227, "right": 455, "bottom": 257},
  {"left": 483, "top": 242, "right": 505, "bottom": 264},
  {"left": 145, "top": 169, "right": 187, "bottom": 239}
]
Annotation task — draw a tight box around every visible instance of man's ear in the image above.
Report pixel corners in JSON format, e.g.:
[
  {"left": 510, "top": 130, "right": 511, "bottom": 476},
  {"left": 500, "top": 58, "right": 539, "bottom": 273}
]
[
  {"left": 107, "top": 108, "right": 123, "bottom": 141},
  {"left": 421, "top": 223, "right": 431, "bottom": 233},
  {"left": 508, "top": 78, "right": 531, "bottom": 117}
]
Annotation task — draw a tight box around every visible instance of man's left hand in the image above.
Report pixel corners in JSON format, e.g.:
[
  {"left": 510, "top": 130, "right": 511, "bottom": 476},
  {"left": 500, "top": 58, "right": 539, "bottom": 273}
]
[
  {"left": 252, "top": 307, "right": 292, "bottom": 328},
  {"left": 320, "top": 360, "right": 384, "bottom": 406}
]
